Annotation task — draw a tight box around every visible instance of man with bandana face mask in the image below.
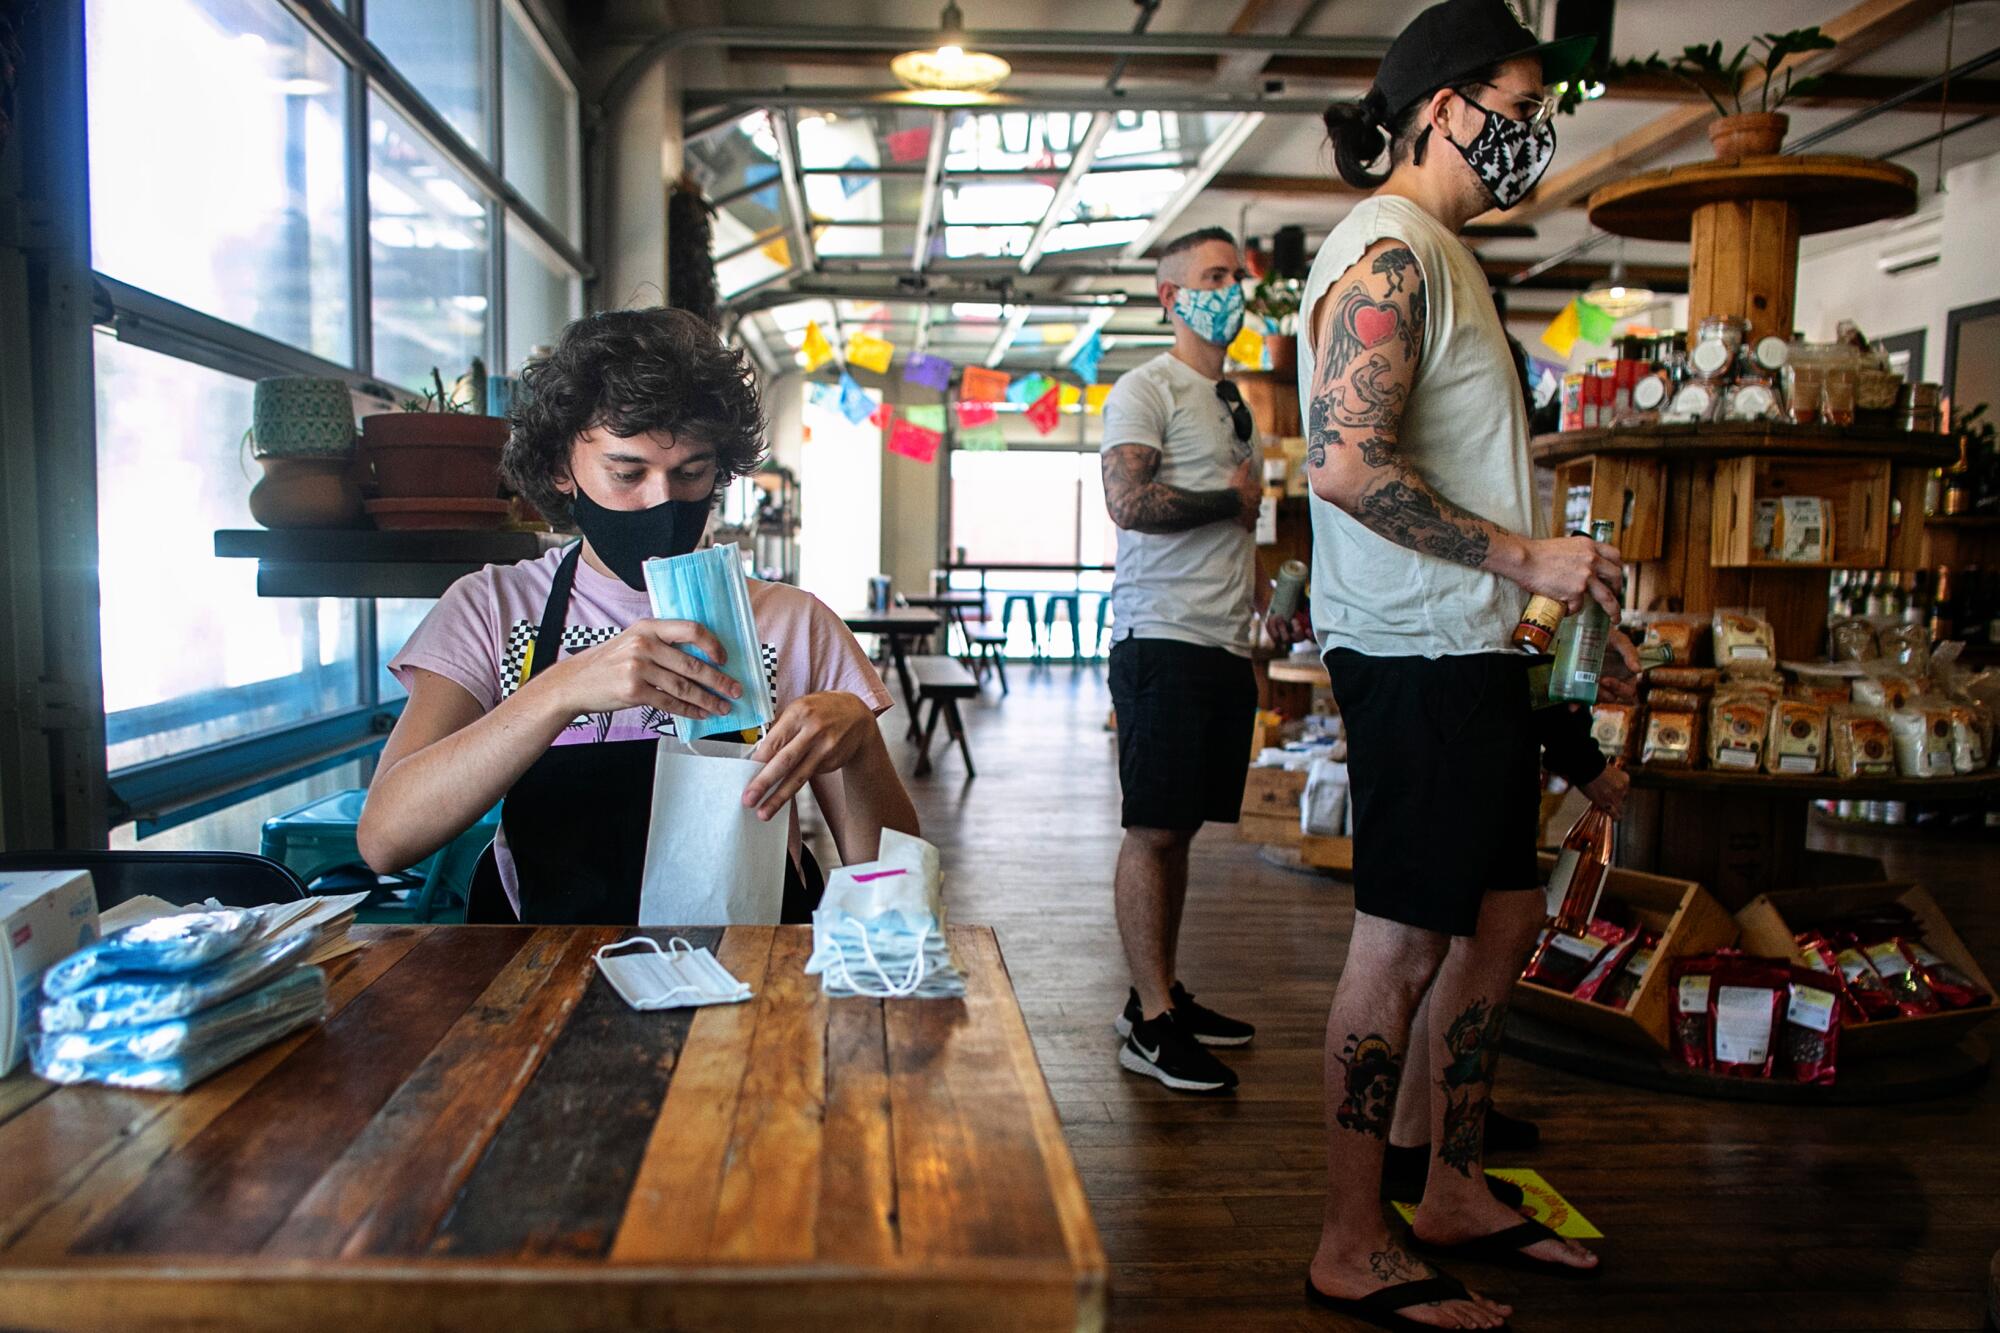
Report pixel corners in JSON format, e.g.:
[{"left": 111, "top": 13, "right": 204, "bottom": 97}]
[
  {"left": 1294, "top": 2, "right": 1647, "bottom": 1328},
  {"left": 1097, "top": 226, "right": 1267, "bottom": 1097}
]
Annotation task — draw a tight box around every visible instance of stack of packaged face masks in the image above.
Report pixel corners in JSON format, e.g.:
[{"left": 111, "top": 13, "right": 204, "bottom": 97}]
[
  {"left": 30, "top": 908, "right": 330, "bottom": 1092},
  {"left": 643, "top": 544, "right": 775, "bottom": 742},
  {"left": 805, "top": 831, "right": 964, "bottom": 1000}
]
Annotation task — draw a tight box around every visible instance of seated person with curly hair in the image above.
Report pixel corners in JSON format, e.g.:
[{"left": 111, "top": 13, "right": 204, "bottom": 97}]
[{"left": 358, "top": 307, "right": 919, "bottom": 924}]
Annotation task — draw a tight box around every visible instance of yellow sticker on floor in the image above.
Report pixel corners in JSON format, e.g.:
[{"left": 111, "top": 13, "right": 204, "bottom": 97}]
[{"left": 1391, "top": 1169, "right": 1601, "bottom": 1240}]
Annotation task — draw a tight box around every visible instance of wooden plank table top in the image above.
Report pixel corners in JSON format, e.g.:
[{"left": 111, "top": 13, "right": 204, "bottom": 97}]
[{"left": 0, "top": 924, "right": 1105, "bottom": 1333}]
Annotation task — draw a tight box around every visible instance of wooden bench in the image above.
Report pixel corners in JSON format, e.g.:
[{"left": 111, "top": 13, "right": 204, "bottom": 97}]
[{"left": 908, "top": 654, "right": 978, "bottom": 778}]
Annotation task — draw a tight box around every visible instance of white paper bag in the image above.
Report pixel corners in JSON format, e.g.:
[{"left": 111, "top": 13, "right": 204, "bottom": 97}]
[{"left": 638, "top": 740, "right": 789, "bottom": 926}]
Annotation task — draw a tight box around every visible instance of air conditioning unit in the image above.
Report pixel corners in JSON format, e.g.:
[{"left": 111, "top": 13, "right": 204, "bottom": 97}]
[{"left": 1876, "top": 207, "right": 1943, "bottom": 275}]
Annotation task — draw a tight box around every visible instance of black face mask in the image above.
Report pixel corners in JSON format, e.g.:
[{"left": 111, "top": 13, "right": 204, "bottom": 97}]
[{"left": 567, "top": 481, "right": 711, "bottom": 590}]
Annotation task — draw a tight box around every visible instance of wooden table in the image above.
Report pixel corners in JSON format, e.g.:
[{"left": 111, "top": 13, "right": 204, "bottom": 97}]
[
  {"left": 900, "top": 592, "right": 988, "bottom": 658},
  {"left": 842, "top": 609, "right": 943, "bottom": 738},
  {"left": 0, "top": 925, "right": 1105, "bottom": 1332}
]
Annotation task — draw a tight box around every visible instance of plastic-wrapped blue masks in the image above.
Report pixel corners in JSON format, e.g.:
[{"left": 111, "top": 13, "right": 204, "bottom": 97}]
[
  {"left": 42, "top": 908, "right": 263, "bottom": 998},
  {"left": 643, "top": 544, "right": 775, "bottom": 741}
]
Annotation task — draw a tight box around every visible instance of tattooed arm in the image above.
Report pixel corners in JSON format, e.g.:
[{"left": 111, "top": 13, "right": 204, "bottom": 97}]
[
  {"left": 1101, "top": 444, "right": 1259, "bottom": 535},
  {"left": 1303, "top": 239, "right": 1623, "bottom": 613}
]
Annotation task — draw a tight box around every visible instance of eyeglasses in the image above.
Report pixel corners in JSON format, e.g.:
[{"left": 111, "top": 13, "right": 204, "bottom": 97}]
[
  {"left": 1214, "top": 379, "right": 1252, "bottom": 444},
  {"left": 1463, "top": 81, "right": 1557, "bottom": 131}
]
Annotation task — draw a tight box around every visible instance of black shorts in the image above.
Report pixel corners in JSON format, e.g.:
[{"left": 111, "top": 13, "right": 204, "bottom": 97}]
[
  {"left": 1109, "top": 637, "right": 1258, "bottom": 831},
  {"left": 1323, "top": 648, "right": 1541, "bottom": 936}
]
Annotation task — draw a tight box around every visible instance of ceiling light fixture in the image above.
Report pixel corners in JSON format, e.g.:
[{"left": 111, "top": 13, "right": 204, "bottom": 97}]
[
  {"left": 891, "top": 2, "right": 1012, "bottom": 106},
  {"left": 1582, "top": 257, "right": 1656, "bottom": 318}
]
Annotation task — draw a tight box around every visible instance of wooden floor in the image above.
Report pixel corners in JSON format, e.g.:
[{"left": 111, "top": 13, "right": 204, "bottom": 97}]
[{"left": 851, "top": 663, "right": 2000, "bottom": 1332}]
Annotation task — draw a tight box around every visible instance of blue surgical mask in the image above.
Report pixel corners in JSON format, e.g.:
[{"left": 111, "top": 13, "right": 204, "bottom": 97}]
[
  {"left": 642, "top": 543, "right": 776, "bottom": 741},
  {"left": 1172, "top": 284, "right": 1246, "bottom": 346}
]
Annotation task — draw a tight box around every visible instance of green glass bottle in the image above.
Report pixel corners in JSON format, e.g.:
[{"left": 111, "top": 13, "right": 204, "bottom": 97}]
[{"left": 1549, "top": 520, "right": 1619, "bottom": 705}]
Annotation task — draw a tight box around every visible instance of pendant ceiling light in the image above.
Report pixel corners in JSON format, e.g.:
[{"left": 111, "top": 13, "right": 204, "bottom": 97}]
[
  {"left": 891, "top": 2, "right": 1012, "bottom": 105},
  {"left": 1583, "top": 258, "right": 1656, "bottom": 319}
]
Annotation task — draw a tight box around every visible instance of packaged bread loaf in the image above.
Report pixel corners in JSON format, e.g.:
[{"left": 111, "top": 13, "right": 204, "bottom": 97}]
[
  {"left": 1649, "top": 687, "right": 1709, "bottom": 713},
  {"left": 1851, "top": 670, "right": 1923, "bottom": 712},
  {"left": 1648, "top": 667, "right": 1719, "bottom": 691},
  {"left": 1877, "top": 623, "right": 1930, "bottom": 675},
  {"left": 1889, "top": 704, "right": 1955, "bottom": 778},
  {"left": 1718, "top": 672, "right": 1785, "bottom": 706},
  {"left": 1948, "top": 703, "right": 1989, "bottom": 773},
  {"left": 1709, "top": 696, "right": 1769, "bottom": 771},
  {"left": 1590, "top": 702, "right": 1638, "bottom": 761},
  {"left": 1790, "top": 679, "right": 1852, "bottom": 708},
  {"left": 1643, "top": 709, "right": 1701, "bottom": 767},
  {"left": 1766, "top": 700, "right": 1828, "bottom": 775},
  {"left": 1712, "top": 610, "right": 1776, "bottom": 666},
  {"left": 1830, "top": 617, "right": 1879, "bottom": 662},
  {"left": 1641, "top": 619, "right": 1700, "bottom": 667},
  {"left": 1830, "top": 708, "right": 1896, "bottom": 779}
]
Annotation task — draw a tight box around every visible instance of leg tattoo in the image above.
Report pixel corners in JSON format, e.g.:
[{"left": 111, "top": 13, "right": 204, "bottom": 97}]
[
  {"left": 1334, "top": 1032, "right": 1403, "bottom": 1139},
  {"left": 1435, "top": 999, "right": 1508, "bottom": 1177}
]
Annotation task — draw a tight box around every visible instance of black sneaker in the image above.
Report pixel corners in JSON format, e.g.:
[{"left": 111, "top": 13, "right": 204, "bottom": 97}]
[
  {"left": 1113, "top": 984, "right": 1256, "bottom": 1048},
  {"left": 1118, "top": 1010, "right": 1239, "bottom": 1093}
]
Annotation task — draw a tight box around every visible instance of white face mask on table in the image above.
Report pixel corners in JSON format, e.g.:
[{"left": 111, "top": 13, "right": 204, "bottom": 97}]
[{"left": 593, "top": 936, "right": 752, "bottom": 1011}]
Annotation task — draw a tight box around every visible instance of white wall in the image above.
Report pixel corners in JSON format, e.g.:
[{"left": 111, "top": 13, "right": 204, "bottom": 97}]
[
  {"left": 797, "top": 393, "right": 883, "bottom": 613},
  {"left": 1796, "top": 148, "right": 2000, "bottom": 387},
  {"left": 591, "top": 3, "right": 681, "bottom": 309}
]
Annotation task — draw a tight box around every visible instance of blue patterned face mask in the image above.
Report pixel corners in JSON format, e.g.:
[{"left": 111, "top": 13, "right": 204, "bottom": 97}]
[{"left": 1171, "top": 284, "right": 1247, "bottom": 346}]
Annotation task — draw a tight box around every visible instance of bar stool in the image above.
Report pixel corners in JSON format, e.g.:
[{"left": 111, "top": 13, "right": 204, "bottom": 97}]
[
  {"left": 1091, "top": 595, "right": 1115, "bottom": 658},
  {"left": 1041, "top": 592, "right": 1083, "bottom": 664},
  {"left": 999, "top": 593, "right": 1041, "bottom": 657}
]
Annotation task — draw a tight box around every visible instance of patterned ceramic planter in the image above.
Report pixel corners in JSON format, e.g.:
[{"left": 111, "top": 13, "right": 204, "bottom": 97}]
[{"left": 251, "top": 377, "right": 357, "bottom": 459}]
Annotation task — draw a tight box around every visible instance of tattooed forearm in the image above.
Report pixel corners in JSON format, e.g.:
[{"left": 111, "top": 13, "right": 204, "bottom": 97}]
[
  {"left": 1355, "top": 471, "right": 1493, "bottom": 568},
  {"left": 1101, "top": 445, "right": 1242, "bottom": 534},
  {"left": 1332, "top": 1032, "right": 1402, "bottom": 1139}
]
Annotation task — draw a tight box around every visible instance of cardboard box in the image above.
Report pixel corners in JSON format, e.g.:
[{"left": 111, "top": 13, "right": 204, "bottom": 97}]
[
  {"left": 1512, "top": 854, "right": 1735, "bottom": 1051},
  {"left": 1238, "top": 767, "right": 1308, "bottom": 847},
  {"left": 1735, "top": 881, "right": 1996, "bottom": 1058},
  {"left": 0, "top": 869, "right": 100, "bottom": 1074}
]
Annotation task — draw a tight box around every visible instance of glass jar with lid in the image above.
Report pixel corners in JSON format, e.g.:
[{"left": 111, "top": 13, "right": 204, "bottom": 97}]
[{"left": 1689, "top": 317, "right": 1747, "bottom": 380}]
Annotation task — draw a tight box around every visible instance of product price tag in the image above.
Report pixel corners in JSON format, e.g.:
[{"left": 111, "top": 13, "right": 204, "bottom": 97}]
[
  {"left": 1713, "top": 985, "right": 1776, "bottom": 1064},
  {"left": 1779, "top": 754, "right": 1818, "bottom": 774},
  {"left": 1716, "top": 748, "right": 1758, "bottom": 769},
  {"left": 1864, "top": 942, "right": 1912, "bottom": 977}
]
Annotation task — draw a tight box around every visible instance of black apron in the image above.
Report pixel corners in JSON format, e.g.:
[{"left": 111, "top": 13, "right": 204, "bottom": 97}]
[{"left": 464, "top": 544, "right": 821, "bottom": 925}]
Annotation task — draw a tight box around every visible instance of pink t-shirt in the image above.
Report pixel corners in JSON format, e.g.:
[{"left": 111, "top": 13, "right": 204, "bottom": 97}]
[{"left": 386, "top": 546, "right": 893, "bottom": 909}]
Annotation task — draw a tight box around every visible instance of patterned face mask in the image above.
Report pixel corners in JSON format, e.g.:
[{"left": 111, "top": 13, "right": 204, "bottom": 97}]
[
  {"left": 1171, "top": 283, "right": 1247, "bottom": 346},
  {"left": 1448, "top": 96, "right": 1557, "bottom": 210}
]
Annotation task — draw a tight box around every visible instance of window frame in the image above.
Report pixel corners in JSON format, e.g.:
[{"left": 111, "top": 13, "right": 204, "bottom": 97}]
[{"left": 89, "top": 0, "right": 590, "bottom": 838}]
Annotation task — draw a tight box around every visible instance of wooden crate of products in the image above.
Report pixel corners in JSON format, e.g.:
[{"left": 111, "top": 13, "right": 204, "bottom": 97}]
[
  {"left": 1238, "top": 766, "right": 1307, "bottom": 847},
  {"left": 1548, "top": 453, "right": 1664, "bottom": 560},
  {"left": 1709, "top": 454, "right": 1890, "bottom": 568},
  {"left": 1735, "top": 881, "right": 1997, "bottom": 1058},
  {"left": 1511, "top": 853, "right": 1735, "bottom": 1052}
]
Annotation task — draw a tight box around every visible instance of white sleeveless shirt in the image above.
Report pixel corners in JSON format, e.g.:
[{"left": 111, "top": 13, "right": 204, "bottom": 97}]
[{"left": 1294, "top": 194, "right": 1540, "bottom": 657}]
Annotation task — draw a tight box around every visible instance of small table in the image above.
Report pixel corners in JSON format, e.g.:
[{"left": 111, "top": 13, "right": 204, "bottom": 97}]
[
  {"left": 900, "top": 592, "right": 988, "bottom": 658},
  {"left": 842, "top": 609, "right": 943, "bottom": 736},
  {"left": 0, "top": 924, "right": 1105, "bottom": 1332}
]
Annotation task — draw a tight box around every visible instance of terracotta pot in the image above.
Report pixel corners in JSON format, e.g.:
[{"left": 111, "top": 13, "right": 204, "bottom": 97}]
[
  {"left": 364, "top": 497, "right": 513, "bottom": 531},
  {"left": 1265, "top": 333, "right": 1298, "bottom": 375},
  {"left": 1709, "top": 112, "right": 1788, "bottom": 160},
  {"left": 248, "top": 456, "right": 366, "bottom": 529},
  {"left": 361, "top": 412, "right": 509, "bottom": 499}
]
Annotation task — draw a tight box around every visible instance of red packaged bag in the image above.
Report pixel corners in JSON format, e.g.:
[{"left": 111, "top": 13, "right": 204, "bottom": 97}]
[
  {"left": 1781, "top": 968, "right": 1843, "bottom": 1086},
  {"left": 1862, "top": 939, "right": 1940, "bottom": 1016},
  {"left": 1896, "top": 938, "right": 1991, "bottom": 1011},
  {"left": 1522, "top": 922, "right": 1625, "bottom": 994},
  {"left": 1596, "top": 930, "right": 1661, "bottom": 1011},
  {"left": 1573, "top": 933, "right": 1642, "bottom": 1004},
  {"left": 1670, "top": 954, "right": 1726, "bottom": 1071},
  {"left": 1708, "top": 958, "right": 1790, "bottom": 1079},
  {"left": 1831, "top": 939, "right": 1902, "bottom": 1022}
]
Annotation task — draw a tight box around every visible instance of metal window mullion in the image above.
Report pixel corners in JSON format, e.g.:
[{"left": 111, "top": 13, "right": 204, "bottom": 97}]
[
  {"left": 1019, "top": 113, "right": 1111, "bottom": 275},
  {"left": 98, "top": 276, "right": 397, "bottom": 392},
  {"left": 276, "top": 0, "right": 589, "bottom": 279},
  {"left": 772, "top": 109, "right": 817, "bottom": 275},
  {"left": 346, "top": 41, "right": 374, "bottom": 376},
  {"left": 489, "top": 201, "right": 508, "bottom": 375},
  {"left": 911, "top": 110, "right": 948, "bottom": 275}
]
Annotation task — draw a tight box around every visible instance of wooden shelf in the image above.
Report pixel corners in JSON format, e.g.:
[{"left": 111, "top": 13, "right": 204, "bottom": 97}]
[
  {"left": 1586, "top": 154, "right": 1919, "bottom": 242},
  {"left": 1628, "top": 765, "right": 2000, "bottom": 802},
  {"left": 1926, "top": 514, "right": 2000, "bottom": 529},
  {"left": 1532, "top": 422, "right": 1956, "bottom": 468},
  {"left": 215, "top": 528, "right": 567, "bottom": 599}
]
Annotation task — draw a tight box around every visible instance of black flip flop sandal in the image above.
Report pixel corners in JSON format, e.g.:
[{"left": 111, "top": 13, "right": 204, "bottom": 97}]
[
  {"left": 1304, "top": 1272, "right": 1512, "bottom": 1331},
  {"left": 1411, "top": 1216, "right": 1601, "bottom": 1281}
]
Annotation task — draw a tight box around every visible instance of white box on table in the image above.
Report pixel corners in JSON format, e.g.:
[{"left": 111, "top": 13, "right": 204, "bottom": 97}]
[{"left": 0, "top": 869, "right": 100, "bottom": 1073}]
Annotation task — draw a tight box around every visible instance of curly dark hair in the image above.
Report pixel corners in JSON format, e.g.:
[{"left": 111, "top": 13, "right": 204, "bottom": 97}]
[{"left": 504, "top": 306, "right": 767, "bottom": 525}]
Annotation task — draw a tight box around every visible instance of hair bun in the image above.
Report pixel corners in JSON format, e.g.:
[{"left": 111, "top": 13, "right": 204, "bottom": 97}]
[{"left": 1360, "top": 88, "right": 1389, "bottom": 129}]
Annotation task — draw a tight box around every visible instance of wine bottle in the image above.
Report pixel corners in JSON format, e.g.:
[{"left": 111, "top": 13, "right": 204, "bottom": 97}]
[
  {"left": 1546, "top": 788, "right": 1615, "bottom": 933},
  {"left": 1548, "top": 520, "right": 1618, "bottom": 704}
]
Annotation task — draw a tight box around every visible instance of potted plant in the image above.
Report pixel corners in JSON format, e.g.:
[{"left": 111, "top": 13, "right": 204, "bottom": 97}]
[
  {"left": 1245, "top": 274, "right": 1302, "bottom": 374},
  {"left": 1616, "top": 28, "right": 1835, "bottom": 159},
  {"left": 360, "top": 363, "right": 512, "bottom": 501}
]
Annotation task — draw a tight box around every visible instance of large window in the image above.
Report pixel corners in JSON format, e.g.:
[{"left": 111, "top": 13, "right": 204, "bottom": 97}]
[{"left": 84, "top": 0, "right": 585, "bottom": 843}]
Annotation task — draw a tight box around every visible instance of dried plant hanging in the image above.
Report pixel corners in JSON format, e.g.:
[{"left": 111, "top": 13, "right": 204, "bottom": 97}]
[{"left": 668, "top": 173, "right": 720, "bottom": 328}]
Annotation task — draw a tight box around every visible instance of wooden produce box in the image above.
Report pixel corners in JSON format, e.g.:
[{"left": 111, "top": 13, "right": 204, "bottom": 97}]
[
  {"left": 1735, "top": 881, "right": 1997, "bottom": 1058},
  {"left": 1239, "top": 765, "right": 1308, "bottom": 847},
  {"left": 1512, "top": 854, "right": 1735, "bottom": 1051},
  {"left": 1709, "top": 454, "right": 1890, "bottom": 568},
  {"left": 1548, "top": 453, "right": 1664, "bottom": 560}
]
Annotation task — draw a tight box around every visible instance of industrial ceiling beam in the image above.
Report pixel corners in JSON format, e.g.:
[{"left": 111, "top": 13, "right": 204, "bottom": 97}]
[
  {"left": 1121, "top": 112, "right": 1265, "bottom": 258},
  {"left": 910, "top": 110, "right": 950, "bottom": 274},
  {"left": 683, "top": 89, "right": 1327, "bottom": 132},
  {"left": 771, "top": 109, "right": 818, "bottom": 276},
  {"left": 984, "top": 306, "right": 1034, "bottom": 367},
  {"left": 1056, "top": 307, "right": 1116, "bottom": 368},
  {"left": 731, "top": 285, "right": 1129, "bottom": 317},
  {"left": 1018, "top": 115, "right": 1112, "bottom": 275}
]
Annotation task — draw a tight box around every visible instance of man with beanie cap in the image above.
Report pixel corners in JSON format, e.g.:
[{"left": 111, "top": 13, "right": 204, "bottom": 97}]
[{"left": 1296, "top": 2, "right": 1638, "bottom": 1327}]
